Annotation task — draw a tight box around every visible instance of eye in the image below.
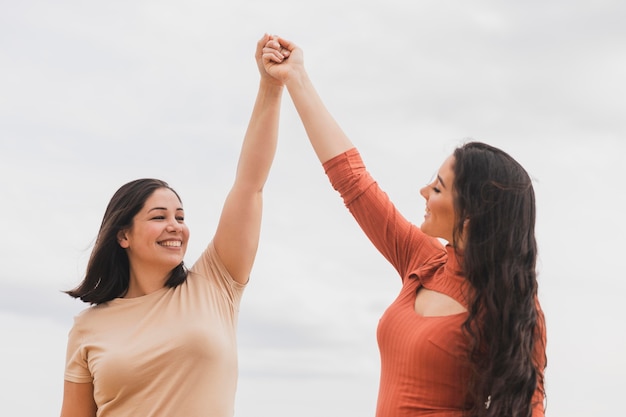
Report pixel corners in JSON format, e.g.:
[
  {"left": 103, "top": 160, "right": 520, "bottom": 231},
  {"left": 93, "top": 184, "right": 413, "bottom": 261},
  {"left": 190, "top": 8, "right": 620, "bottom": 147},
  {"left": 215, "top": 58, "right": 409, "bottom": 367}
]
[
  {"left": 427, "top": 180, "right": 441, "bottom": 194},
  {"left": 151, "top": 215, "right": 166, "bottom": 220},
  {"left": 176, "top": 216, "right": 185, "bottom": 222}
]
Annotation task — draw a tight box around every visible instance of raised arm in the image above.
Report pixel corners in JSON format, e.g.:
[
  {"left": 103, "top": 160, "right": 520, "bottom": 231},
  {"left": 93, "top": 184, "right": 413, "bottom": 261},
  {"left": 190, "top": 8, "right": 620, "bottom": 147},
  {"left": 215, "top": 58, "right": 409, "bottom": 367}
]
[
  {"left": 262, "top": 37, "right": 353, "bottom": 164},
  {"left": 213, "top": 34, "right": 282, "bottom": 285}
]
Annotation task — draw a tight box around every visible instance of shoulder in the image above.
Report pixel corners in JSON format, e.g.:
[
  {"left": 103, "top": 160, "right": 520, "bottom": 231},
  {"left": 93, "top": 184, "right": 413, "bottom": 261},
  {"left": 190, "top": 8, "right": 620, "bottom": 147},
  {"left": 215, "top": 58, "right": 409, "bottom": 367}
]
[
  {"left": 69, "top": 303, "right": 106, "bottom": 331},
  {"left": 407, "top": 235, "right": 447, "bottom": 268},
  {"left": 188, "top": 241, "right": 246, "bottom": 293}
]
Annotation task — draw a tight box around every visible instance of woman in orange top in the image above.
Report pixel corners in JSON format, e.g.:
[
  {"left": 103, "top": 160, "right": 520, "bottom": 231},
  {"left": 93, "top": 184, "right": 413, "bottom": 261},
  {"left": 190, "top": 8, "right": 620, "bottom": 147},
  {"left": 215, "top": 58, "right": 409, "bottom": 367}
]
[{"left": 263, "top": 37, "right": 546, "bottom": 417}]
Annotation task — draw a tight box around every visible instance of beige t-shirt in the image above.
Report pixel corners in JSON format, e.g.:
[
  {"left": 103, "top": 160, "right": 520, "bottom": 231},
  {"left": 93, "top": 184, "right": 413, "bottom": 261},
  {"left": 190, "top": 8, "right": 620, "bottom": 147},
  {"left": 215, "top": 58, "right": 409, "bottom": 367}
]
[{"left": 64, "top": 241, "right": 246, "bottom": 417}]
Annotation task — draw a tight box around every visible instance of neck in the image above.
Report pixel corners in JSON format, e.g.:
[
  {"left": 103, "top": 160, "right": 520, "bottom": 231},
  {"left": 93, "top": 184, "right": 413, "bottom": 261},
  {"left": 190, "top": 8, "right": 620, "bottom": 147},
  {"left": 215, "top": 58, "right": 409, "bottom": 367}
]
[{"left": 125, "top": 265, "right": 170, "bottom": 298}]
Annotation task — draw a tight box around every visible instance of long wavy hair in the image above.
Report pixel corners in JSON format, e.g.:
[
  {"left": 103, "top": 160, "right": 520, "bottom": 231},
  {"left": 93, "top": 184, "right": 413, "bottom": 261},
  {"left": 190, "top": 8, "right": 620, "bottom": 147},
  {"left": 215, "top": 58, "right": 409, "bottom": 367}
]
[
  {"left": 452, "top": 142, "right": 546, "bottom": 417},
  {"left": 66, "top": 179, "right": 188, "bottom": 304}
]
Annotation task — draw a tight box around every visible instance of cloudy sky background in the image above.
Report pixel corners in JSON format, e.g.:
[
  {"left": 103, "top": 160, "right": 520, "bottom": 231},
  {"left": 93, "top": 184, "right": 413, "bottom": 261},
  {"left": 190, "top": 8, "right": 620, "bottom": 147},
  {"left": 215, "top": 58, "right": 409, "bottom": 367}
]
[{"left": 1, "top": 0, "right": 625, "bottom": 415}]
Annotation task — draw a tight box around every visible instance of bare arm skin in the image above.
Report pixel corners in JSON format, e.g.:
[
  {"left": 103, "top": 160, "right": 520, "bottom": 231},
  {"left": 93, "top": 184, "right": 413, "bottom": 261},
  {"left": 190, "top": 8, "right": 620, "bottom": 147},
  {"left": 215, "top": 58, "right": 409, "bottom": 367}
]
[
  {"left": 59, "top": 381, "right": 97, "bottom": 417},
  {"left": 262, "top": 37, "right": 353, "bottom": 164},
  {"left": 213, "top": 34, "right": 283, "bottom": 284}
]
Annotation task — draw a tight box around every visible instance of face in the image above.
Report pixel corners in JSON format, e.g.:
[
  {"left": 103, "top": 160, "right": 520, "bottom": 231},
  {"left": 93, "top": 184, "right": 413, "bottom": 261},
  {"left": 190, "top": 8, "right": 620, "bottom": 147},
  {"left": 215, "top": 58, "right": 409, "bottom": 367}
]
[
  {"left": 118, "top": 188, "right": 189, "bottom": 279},
  {"left": 419, "top": 155, "right": 457, "bottom": 244}
]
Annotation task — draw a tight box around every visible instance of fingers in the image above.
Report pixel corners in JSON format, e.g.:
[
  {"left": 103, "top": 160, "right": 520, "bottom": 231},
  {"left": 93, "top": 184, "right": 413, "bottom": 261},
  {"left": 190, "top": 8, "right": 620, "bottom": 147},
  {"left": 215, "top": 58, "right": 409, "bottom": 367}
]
[
  {"left": 273, "top": 36, "right": 291, "bottom": 58},
  {"left": 263, "top": 48, "right": 285, "bottom": 63},
  {"left": 262, "top": 34, "right": 294, "bottom": 63},
  {"left": 257, "top": 33, "right": 271, "bottom": 51},
  {"left": 274, "top": 36, "right": 296, "bottom": 54}
]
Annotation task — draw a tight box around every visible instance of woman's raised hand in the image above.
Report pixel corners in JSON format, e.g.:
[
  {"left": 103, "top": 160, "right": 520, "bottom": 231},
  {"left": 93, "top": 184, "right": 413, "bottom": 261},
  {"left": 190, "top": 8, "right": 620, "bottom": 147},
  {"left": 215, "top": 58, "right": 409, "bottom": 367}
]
[
  {"left": 262, "top": 35, "right": 303, "bottom": 84},
  {"left": 261, "top": 34, "right": 354, "bottom": 163},
  {"left": 255, "top": 34, "right": 284, "bottom": 87}
]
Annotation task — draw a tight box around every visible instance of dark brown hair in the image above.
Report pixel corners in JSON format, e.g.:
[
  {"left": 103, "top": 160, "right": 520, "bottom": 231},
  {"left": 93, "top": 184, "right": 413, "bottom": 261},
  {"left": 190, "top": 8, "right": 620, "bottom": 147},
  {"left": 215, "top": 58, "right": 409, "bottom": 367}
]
[
  {"left": 66, "top": 179, "right": 188, "bottom": 304},
  {"left": 452, "top": 142, "right": 546, "bottom": 417}
]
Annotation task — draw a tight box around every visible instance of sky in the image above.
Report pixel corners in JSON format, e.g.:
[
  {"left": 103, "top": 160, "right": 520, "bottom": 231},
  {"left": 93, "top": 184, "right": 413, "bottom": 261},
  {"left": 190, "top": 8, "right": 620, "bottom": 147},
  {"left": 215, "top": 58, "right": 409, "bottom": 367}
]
[{"left": 1, "top": 0, "right": 625, "bottom": 415}]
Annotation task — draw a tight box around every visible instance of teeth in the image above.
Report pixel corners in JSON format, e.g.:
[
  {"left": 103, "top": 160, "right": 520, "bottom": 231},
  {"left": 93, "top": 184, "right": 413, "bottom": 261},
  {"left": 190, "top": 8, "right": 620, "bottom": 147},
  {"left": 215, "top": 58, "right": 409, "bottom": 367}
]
[{"left": 160, "top": 241, "right": 181, "bottom": 247}]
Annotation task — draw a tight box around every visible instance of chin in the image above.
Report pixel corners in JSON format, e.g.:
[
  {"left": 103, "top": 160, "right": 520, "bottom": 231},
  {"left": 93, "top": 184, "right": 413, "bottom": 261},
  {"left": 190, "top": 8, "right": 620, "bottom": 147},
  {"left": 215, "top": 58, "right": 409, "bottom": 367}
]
[
  {"left": 419, "top": 223, "right": 433, "bottom": 236},
  {"left": 420, "top": 224, "right": 448, "bottom": 242},
  {"left": 164, "top": 258, "right": 184, "bottom": 270}
]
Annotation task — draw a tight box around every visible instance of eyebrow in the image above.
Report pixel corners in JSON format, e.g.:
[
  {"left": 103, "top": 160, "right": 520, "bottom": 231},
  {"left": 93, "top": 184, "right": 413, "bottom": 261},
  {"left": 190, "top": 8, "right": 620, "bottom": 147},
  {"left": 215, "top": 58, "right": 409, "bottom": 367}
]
[
  {"left": 437, "top": 174, "right": 447, "bottom": 189},
  {"left": 148, "top": 207, "right": 184, "bottom": 212}
]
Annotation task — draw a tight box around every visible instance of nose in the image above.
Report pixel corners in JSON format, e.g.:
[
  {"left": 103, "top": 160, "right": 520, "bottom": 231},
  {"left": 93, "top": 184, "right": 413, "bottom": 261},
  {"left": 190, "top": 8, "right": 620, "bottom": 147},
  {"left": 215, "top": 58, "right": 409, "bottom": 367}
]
[
  {"left": 166, "top": 218, "right": 182, "bottom": 233},
  {"left": 419, "top": 185, "right": 428, "bottom": 200}
]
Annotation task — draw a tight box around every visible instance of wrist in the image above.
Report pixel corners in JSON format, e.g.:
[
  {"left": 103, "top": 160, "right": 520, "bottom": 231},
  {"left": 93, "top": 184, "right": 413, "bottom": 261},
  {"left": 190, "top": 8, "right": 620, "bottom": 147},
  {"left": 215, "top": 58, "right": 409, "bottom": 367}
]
[
  {"left": 258, "top": 78, "right": 284, "bottom": 97},
  {"left": 284, "top": 68, "right": 309, "bottom": 91}
]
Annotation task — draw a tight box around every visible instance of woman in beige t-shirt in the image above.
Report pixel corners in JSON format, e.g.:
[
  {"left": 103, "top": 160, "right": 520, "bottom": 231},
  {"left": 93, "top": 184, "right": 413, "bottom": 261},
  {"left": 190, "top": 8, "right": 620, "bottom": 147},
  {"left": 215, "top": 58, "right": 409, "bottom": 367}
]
[{"left": 60, "top": 34, "right": 287, "bottom": 417}]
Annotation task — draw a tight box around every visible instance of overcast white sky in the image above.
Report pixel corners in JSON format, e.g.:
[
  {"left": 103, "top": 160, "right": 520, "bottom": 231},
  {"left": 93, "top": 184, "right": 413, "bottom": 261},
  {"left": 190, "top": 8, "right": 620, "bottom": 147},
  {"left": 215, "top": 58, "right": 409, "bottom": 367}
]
[{"left": 1, "top": 0, "right": 625, "bottom": 416}]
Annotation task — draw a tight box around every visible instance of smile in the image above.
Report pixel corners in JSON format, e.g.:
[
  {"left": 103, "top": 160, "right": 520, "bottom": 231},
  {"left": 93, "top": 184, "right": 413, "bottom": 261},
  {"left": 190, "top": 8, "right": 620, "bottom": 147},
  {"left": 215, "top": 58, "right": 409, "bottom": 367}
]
[{"left": 159, "top": 240, "right": 182, "bottom": 247}]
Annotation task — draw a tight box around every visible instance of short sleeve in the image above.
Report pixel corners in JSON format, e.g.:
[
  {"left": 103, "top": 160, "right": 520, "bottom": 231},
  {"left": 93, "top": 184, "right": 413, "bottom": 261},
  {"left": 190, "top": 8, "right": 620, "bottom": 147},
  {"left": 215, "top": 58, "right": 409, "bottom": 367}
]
[
  {"left": 189, "top": 241, "right": 246, "bottom": 310},
  {"left": 64, "top": 318, "right": 93, "bottom": 383}
]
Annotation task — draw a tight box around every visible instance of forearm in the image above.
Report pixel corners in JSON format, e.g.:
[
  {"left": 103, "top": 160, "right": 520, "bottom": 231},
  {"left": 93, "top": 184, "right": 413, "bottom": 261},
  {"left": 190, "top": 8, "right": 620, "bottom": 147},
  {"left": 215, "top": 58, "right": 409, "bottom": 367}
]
[
  {"left": 285, "top": 70, "right": 354, "bottom": 164},
  {"left": 213, "top": 79, "right": 282, "bottom": 283},
  {"left": 234, "top": 79, "right": 283, "bottom": 192}
]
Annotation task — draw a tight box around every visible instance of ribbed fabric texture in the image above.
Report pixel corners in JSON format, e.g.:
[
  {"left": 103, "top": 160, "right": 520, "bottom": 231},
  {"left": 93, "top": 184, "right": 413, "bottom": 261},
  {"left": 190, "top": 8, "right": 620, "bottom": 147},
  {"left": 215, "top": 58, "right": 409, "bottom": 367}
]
[{"left": 323, "top": 148, "right": 545, "bottom": 416}]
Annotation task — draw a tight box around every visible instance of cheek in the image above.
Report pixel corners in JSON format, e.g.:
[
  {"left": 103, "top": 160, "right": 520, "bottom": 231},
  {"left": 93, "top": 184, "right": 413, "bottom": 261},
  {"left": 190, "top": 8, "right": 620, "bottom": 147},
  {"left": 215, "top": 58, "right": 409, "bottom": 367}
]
[
  {"left": 433, "top": 196, "right": 455, "bottom": 221},
  {"left": 431, "top": 196, "right": 447, "bottom": 214},
  {"left": 445, "top": 202, "right": 457, "bottom": 223}
]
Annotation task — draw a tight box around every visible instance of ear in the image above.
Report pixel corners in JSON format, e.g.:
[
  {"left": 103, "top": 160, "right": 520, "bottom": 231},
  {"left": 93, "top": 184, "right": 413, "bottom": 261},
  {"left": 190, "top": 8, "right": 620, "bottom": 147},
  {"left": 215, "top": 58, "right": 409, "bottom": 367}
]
[
  {"left": 461, "top": 217, "right": 470, "bottom": 238},
  {"left": 117, "top": 230, "right": 130, "bottom": 248}
]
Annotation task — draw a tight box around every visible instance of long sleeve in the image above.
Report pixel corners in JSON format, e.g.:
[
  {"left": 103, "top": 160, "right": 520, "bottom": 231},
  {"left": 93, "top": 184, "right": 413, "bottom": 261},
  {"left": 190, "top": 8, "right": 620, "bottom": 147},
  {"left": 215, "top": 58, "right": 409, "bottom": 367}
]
[{"left": 323, "top": 148, "right": 445, "bottom": 281}]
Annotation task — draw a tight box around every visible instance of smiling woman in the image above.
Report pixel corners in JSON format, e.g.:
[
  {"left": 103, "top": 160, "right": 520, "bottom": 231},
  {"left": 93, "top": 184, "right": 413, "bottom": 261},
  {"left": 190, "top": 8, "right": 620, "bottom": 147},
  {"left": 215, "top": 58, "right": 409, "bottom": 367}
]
[
  {"left": 59, "top": 34, "right": 284, "bottom": 417},
  {"left": 262, "top": 35, "right": 546, "bottom": 417},
  {"left": 118, "top": 186, "right": 190, "bottom": 298},
  {"left": 66, "top": 179, "right": 189, "bottom": 304}
]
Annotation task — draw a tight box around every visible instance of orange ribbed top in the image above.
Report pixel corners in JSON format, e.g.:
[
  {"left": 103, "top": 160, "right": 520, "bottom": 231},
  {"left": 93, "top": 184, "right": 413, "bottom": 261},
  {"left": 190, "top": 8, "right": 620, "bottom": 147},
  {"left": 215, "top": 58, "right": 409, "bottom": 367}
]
[{"left": 323, "top": 148, "right": 545, "bottom": 416}]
